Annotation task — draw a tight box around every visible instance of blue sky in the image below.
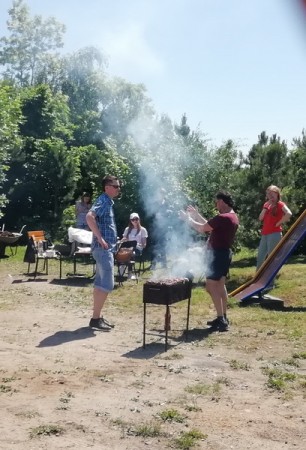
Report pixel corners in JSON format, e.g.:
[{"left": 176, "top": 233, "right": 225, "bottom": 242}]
[{"left": 0, "top": 0, "right": 306, "bottom": 151}]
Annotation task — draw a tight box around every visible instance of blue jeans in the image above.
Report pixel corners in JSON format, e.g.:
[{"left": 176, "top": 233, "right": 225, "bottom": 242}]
[{"left": 92, "top": 247, "right": 114, "bottom": 293}]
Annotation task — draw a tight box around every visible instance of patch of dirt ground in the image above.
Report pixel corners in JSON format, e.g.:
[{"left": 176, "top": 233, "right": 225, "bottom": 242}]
[{"left": 0, "top": 266, "right": 305, "bottom": 450}]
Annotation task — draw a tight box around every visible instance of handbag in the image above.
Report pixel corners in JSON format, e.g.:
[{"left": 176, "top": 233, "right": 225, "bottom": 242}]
[{"left": 115, "top": 247, "right": 134, "bottom": 263}]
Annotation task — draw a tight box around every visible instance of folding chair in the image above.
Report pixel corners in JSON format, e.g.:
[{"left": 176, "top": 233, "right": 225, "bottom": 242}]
[
  {"left": 134, "top": 242, "right": 153, "bottom": 275},
  {"left": 25, "top": 231, "right": 61, "bottom": 278}
]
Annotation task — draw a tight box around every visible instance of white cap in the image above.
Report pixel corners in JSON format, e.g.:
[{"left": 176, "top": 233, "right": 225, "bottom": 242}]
[{"left": 130, "top": 212, "right": 139, "bottom": 220}]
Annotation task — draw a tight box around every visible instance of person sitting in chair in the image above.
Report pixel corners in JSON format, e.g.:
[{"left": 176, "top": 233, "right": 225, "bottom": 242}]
[{"left": 121, "top": 213, "right": 148, "bottom": 278}]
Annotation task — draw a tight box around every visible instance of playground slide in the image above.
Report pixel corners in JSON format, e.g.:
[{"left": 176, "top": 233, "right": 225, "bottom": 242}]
[{"left": 229, "top": 209, "right": 306, "bottom": 302}]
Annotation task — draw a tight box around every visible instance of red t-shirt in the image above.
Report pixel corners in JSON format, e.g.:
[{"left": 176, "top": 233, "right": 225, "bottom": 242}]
[
  {"left": 261, "top": 201, "right": 286, "bottom": 235},
  {"left": 207, "top": 212, "right": 239, "bottom": 249}
]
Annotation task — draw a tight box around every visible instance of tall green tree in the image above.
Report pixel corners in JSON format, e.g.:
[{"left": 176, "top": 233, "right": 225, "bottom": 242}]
[
  {"left": 0, "top": 0, "right": 65, "bottom": 86},
  {"left": 101, "top": 77, "right": 155, "bottom": 145},
  {"left": 0, "top": 83, "right": 22, "bottom": 218},
  {"left": 59, "top": 47, "right": 108, "bottom": 148},
  {"left": 288, "top": 131, "right": 306, "bottom": 214},
  {"left": 4, "top": 84, "right": 75, "bottom": 232}
]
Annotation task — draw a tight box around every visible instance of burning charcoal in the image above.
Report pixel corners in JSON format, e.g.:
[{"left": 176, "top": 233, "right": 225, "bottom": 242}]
[
  {"left": 146, "top": 277, "right": 188, "bottom": 286},
  {"left": 143, "top": 278, "right": 192, "bottom": 305}
]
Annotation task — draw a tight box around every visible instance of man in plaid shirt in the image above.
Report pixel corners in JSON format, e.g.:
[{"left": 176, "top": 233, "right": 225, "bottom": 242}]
[{"left": 86, "top": 175, "right": 121, "bottom": 331}]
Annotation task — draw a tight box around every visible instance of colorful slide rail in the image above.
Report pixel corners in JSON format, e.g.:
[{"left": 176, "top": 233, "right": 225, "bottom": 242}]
[{"left": 229, "top": 209, "right": 306, "bottom": 302}]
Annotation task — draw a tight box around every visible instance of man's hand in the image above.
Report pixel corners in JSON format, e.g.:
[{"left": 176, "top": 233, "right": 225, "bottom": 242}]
[
  {"left": 98, "top": 236, "right": 109, "bottom": 249},
  {"left": 186, "top": 205, "right": 200, "bottom": 220},
  {"left": 179, "top": 210, "right": 188, "bottom": 221}
]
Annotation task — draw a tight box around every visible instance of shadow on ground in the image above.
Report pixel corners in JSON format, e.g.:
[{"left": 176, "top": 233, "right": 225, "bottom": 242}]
[
  {"left": 49, "top": 277, "right": 93, "bottom": 287},
  {"left": 239, "top": 296, "right": 306, "bottom": 312},
  {"left": 122, "top": 327, "right": 216, "bottom": 359},
  {"left": 12, "top": 277, "right": 49, "bottom": 283},
  {"left": 37, "top": 327, "right": 96, "bottom": 347}
]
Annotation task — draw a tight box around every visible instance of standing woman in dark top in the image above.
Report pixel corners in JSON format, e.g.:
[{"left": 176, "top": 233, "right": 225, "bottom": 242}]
[{"left": 180, "top": 191, "right": 239, "bottom": 332}]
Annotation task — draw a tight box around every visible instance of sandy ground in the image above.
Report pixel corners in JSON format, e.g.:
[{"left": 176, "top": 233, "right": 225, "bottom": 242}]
[{"left": 0, "top": 262, "right": 305, "bottom": 450}]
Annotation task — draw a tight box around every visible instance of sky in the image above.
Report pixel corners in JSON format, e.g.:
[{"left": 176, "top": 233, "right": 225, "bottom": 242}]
[{"left": 0, "top": 0, "right": 306, "bottom": 151}]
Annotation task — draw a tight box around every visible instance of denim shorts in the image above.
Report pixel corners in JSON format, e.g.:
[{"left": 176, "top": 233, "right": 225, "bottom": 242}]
[
  {"left": 92, "top": 247, "right": 114, "bottom": 293},
  {"left": 205, "top": 248, "right": 232, "bottom": 280}
]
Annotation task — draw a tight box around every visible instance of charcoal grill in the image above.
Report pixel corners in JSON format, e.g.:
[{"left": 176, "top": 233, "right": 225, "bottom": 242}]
[
  {"left": 143, "top": 278, "right": 192, "bottom": 351},
  {"left": 0, "top": 225, "right": 26, "bottom": 257}
]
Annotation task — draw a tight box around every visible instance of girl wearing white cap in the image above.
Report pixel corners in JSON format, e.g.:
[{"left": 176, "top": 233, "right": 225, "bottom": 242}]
[{"left": 122, "top": 213, "right": 148, "bottom": 254}]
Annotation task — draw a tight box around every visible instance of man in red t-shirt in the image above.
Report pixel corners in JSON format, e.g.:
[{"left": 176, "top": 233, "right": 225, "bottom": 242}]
[{"left": 180, "top": 191, "right": 239, "bottom": 332}]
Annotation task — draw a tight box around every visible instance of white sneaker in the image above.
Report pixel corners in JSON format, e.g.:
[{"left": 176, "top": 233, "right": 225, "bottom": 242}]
[{"left": 130, "top": 275, "right": 136, "bottom": 280}]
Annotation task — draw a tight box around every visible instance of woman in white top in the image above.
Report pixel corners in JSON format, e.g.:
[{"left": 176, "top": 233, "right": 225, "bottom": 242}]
[{"left": 122, "top": 212, "right": 148, "bottom": 255}]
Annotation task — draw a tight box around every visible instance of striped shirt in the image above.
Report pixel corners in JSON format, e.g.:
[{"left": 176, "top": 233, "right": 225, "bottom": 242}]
[{"left": 90, "top": 193, "right": 117, "bottom": 251}]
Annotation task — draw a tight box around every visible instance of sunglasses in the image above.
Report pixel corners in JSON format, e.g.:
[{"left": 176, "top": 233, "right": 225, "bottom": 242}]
[{"left": 131, "top": 218, "right": 139, "bottom": 221}]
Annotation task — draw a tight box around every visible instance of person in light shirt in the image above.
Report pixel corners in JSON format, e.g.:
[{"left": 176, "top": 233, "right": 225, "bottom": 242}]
[
  {"left": 121, "top": 212, "right": 148, "bottom": 255},
  {"left": 121, "top": 213, "right": 148, "bottom": 279}
]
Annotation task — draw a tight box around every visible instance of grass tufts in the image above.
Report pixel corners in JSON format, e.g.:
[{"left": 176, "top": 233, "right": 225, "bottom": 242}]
[
  {"left": 29, "top": 424, "right": 64, "bottom": 438},
  {"left": 173, "top": 429, "right": 207, "bottom": 449},
  {"left": 157, "top": 408, "right": 185, "bottom": 423}
]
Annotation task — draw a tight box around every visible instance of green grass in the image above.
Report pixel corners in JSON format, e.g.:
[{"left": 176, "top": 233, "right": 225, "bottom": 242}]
[
  {"left": 29, "top": 424, "right": 64, "bottom": 438},
  {"left": 173, "top": 429, "right": 207, "bottom": 449},
  {"left": 229, "top": 359, "right": 251, "bottom": 371},
  {"left": 157, "top": 408, "right": 185, "bottom": 423},
  {"left": 133, "top": 421, "right": 162, "bottom": 437},
  {"left": 185, "top": 381, "right": 223, "bottom": 399},
  {"left": 262, "top": 366, "right": 306, "bottom": 396}
]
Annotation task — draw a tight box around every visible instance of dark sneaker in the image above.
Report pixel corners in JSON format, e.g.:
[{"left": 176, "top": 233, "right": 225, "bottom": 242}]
[
  {"left": 209, "top": 317, "right": 229, "bottom": 332},
  {"left": 207, "top": 317, "right": 219, "bottom": 327},
  {"left": 101, "top": 317, "right": 115, "bottom": 328},
  {"left": 207, "top": 316, "right": 229, "bottom": 326},
  {"left": 89, "top": 318, "right": 111, "bottom": 331}
]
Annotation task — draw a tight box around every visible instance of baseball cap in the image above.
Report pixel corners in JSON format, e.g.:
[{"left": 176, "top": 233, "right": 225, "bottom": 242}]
[{"left": 130, "top": 212, "right": 139, "bottom": 220}]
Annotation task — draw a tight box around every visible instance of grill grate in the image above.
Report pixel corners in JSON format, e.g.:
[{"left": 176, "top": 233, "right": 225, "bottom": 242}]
[{"left": 143, "top": 278, "right": 192, "bottom": 305}]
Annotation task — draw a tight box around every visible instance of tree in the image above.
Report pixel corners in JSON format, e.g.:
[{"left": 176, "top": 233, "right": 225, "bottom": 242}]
[
  {"left": 175, "top": 113, "right": 190, "bottom": 137},
  {"left": 288, "top": 131, "right": 306, "bottom": 213},
  {"left": 3, "top": 84, "right": 75, "bottom": 231},
  {"left": 101, "top": 77, "right": 155, "bottom": 145},
  {"left": 0, "top": 83, "right": 22, "bottom": 218},
  {"left": 6, "top": 138, "right": 80, "bottom": 234},
  {"left": 0, "top": 0, "right": 65, "bottom": 86},
  {"left": 19, "top": 84, "right": 73, "bottom": 142},
  {"left": 59, "top": 47, "right": 108, "bottom": 148}
]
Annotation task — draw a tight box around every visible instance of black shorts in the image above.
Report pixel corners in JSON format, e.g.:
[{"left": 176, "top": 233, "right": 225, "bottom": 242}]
[{"left": 205, "top": 249, "right": 232, "bottom": 281}]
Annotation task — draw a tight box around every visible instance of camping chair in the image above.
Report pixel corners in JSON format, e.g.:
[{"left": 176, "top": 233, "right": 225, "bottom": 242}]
[
  {"left": 24, "top": 230, "right": 62, "bottom": 278},
  {"left": 134, "top": 238, "right": 153, "bottom": 275},
  {"left": 66, "top": 227, "right": 95, "bottom": 277},
  {"left": 115, "top": 240, "right": 138, "bottom": 286}
]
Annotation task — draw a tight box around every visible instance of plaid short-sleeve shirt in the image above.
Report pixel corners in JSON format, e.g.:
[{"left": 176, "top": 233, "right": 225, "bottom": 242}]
[{"left": 90, "top": 193, "right": 117, "bottom": 251}]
